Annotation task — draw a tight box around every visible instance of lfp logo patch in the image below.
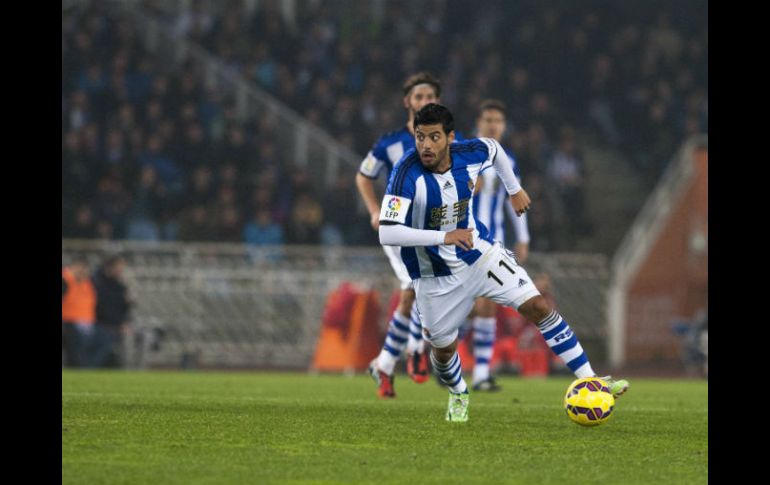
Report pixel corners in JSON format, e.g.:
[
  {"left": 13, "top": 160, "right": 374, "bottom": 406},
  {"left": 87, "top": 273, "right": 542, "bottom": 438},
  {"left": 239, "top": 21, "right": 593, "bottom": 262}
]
[{"left": 380, "top": 195, "right": 411, "bottom": 224}]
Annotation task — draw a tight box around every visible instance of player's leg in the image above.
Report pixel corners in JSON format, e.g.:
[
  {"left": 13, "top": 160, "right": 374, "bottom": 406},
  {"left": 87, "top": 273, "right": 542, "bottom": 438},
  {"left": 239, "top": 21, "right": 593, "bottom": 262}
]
[
  {"left": 405, "top": 298, "right": 422, "bottom": 355},
  {"left": 516, "top": 295, "right": 629, "bottom": 396},
  {"left": 369, "top": 287, "right": 412, "bottom": 398},
  {"left": 483, "top": 244, "right": 629, "bottom": 397},
  {"left": 471, "top": 297, "right": 501, "bottom": 391},
  {"left": 432, "top": 309, "right": 472, "bottom": 390},
  {"left": 369, "top": 246, "right": 416, "bottom": 398},
  {"left": 376, "top": 289, "right": 413, "bottom": 373},
  {"left": 405, "top": 298, "right": 430, "bottom": 383},
  {"left": 414, "top": 274, "right": 477, "bottom": 422},
  {"left": 431, "top": 339, "right": 470, "bottom": 422}
]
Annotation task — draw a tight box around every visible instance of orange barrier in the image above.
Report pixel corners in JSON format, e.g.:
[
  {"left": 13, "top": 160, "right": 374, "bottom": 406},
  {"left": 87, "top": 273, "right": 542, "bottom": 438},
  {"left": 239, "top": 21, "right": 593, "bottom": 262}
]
[{"left": 311, "top": 283, "right": 383, "bottom": 372}]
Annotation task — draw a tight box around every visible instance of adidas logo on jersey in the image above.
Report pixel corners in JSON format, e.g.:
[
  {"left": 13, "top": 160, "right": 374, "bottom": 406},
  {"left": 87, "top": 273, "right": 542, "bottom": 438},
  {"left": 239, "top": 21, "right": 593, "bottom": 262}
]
[{"left": 442, "top": 181, "right": 453, "bottom": 190}]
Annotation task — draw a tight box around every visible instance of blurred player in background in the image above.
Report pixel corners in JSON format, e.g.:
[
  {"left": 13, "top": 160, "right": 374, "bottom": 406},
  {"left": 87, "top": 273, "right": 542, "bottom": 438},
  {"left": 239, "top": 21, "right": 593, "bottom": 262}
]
[
  {"left": 464, "top": 99, "right": 530, "bottom": 391},
  {"left": 379, "top": 103, "right": 628, "bottom": 421},
  {"left": 356, "top": 72, "right": 462, "bottom": 398}
]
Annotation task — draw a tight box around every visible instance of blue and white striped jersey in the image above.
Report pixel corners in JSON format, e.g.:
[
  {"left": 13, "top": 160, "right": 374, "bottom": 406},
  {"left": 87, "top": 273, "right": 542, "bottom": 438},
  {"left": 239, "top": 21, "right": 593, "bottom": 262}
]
[
  {"left": 380, "top": 137, "right": 510, "bottom": 280},
  {"left": 359, "top": 127, "right": 465, "bottom": 181},
  {"left": 472, "top": 147, "right": 529, "bottom": 245}
]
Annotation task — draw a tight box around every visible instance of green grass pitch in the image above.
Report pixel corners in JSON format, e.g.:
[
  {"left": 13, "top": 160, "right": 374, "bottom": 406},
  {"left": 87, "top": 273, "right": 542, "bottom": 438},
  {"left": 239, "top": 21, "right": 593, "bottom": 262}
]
[{"left": 62, "top": 370, "right": 707, "bottom": 484}]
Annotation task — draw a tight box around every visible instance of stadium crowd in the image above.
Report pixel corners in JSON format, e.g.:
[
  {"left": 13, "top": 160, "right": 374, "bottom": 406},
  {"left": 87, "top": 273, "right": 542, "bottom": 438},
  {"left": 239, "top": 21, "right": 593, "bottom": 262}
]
[{"left": 62, "top": 0, "right": 707, "bottom": 250}]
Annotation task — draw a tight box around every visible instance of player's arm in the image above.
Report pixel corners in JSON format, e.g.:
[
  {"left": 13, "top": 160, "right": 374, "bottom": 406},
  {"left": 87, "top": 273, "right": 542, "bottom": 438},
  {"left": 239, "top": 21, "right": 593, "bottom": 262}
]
[
  {"left": 355, "top": 172, "right": 382, "bottom": 230},
  {"left": 504, "top": 193, "right": 531, "bottom": 263},
  {"left": 481, "top": 138, "right": 531, "bottom": 216},
  {"left": 376, "top": 193, "right": 447, "bottom": 247},
  {"left": 380, "top": 222, "right": 474, "bottom": 250},
  {"left": 376, "top": 168, "right": 474, "bottom": 250},
  {"left": 355, "top": 150, "right": 390, "bottom": 230}
]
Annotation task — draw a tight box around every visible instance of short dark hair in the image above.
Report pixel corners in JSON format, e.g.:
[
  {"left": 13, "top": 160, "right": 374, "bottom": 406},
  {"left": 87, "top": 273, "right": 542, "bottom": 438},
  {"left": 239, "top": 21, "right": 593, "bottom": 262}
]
[
  {"left": 413, "top": 103, "right": 454, "bottom": 135},
  {"left": 402, "top": 72, "right": 441, "bottom": 97},
  {"left": 478, "top": 99, "right": 507, "bottom": 117}
]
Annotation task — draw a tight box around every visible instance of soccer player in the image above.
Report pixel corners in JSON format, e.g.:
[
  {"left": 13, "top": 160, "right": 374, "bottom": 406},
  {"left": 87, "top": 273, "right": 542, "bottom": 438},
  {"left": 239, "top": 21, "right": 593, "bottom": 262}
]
[
  {"left": 378, "top": 104, "right": 628, "bottom": 422},
  {"left": 356, "top": 72, "right": 453, "bottom": 398},
  {"left": 466, "top": 99, "right": 530, "bottom": 392}
]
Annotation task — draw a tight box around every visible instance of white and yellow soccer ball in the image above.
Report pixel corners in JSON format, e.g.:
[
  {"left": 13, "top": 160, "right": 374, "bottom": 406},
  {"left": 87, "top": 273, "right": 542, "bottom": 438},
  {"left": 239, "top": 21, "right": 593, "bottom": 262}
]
[{"left": 564, "top": 377, "right": 615, "bottom": 427}]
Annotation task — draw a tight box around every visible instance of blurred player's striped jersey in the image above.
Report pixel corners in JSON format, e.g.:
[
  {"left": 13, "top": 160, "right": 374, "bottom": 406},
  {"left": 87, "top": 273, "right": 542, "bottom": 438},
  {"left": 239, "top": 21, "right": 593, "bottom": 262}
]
[
  {"left": 381, "top": 138, "right": 512, "bottom": 280},
  {"left": 472, "top": 147, "right": 529, "bottom": 245},
  {"left": 359, "top": 127, "right": 464, "bottom": 181}
]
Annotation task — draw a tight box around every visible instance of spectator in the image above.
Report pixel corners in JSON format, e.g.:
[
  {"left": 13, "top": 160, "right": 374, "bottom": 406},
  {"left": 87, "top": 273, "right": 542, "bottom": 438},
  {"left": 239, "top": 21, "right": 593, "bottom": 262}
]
[
  {"left": 68, "top": 204, "right": 98, "bottom": 239},
  {"left": 140, "top": 135, "right": 183, "bottom": 194},
  {"left": 126, "top": 166, "right": 163, "bottom": 241},
  {"left": 215, "top": 205, "right": 243, "bottom": 242},
  {"left": 62, "top": 259, "right": 96, "bottom": 367},
  {"left": 177, "top": 122, "right": 211, "bottom": 171},
  {"left": 321, "top": 176, "right": 354, "bottom": 245},
  {"left": 92, "top": 175, "right": 131, "bottom": 239},
  {"left": 285, "top": 192, "right": 323, "bottom": 245},
  {"left": 188, "top": 166, "right": 216, "bottom": 207},
  {"left": 244, "top": 207, "right": 284, "bottom": 245},
  {"left": 90, "top": 255, "right": 133, "bottom": 368},
  {"left": 547, "top": 128, "right": 592, "bottom": 237},
  {"left": 178, "top": 205, "right": 215, "bottom": 241}
]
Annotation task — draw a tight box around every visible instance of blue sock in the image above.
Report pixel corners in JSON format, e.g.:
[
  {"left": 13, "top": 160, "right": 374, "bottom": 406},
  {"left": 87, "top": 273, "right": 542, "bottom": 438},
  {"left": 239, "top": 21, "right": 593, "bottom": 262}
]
[
  {"left": 430, "top": 351, "right": 468, "bottom": 394},
  {"left": 472, "top": 317, "right": 496, "bottom": 384},
  {"left": 537, "top": 311, "right": 595, "bottom": 378},
  {"left": 376, "top": 310, "right": 410, "bottom": 375}
]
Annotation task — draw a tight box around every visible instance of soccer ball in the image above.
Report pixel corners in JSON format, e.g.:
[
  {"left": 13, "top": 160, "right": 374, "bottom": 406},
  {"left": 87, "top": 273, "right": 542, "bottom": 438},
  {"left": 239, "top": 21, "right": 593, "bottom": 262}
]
[{"left": 564, "top": 377, "right": 615, "bottom": 427}]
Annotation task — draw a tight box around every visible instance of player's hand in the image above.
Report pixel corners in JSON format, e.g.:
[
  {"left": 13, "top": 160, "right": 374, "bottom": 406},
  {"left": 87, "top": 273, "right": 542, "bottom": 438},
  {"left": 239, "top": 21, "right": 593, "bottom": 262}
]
[
  {"left": 514, "top": 242, "right": 529, "bottom": 264},
  {"left": 444, "top": 228, "right": 474, "bottom": 251},
  {"left": 510, "top": 189, "right": 531, "bottom": 216},
  {"left": 370, "top": 212, "right": 380, "bottom": 231}
]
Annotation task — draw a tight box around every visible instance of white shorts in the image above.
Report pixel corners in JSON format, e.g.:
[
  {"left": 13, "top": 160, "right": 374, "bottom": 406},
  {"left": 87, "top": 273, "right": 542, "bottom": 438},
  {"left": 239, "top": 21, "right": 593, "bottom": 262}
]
[
  {"left": 383, "top": 244, "right": 414, "bottom": 290},
  {"left": 413, "top": 242, "right": 541, "bottom": 348}
]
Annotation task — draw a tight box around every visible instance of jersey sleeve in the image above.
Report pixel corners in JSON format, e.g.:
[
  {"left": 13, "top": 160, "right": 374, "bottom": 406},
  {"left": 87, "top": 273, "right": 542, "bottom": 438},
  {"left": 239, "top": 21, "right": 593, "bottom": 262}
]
[
  {"left": 380, "top": 155, "right": 417, "bottom": 225},
  {"left": 505, "top": 148, "right": 521, "bottom": 178},
  {"left": 359, "top": 135, "right": 394, "bottom": 178},
  {"left": 477, "top": 137, "right": 499, "bottom": 173},
  {"left": 358, "top": 150, "right": 387, "bottom": 179},
  {"left": 477, "top": 138, "right": 521, "bottom": 195}
]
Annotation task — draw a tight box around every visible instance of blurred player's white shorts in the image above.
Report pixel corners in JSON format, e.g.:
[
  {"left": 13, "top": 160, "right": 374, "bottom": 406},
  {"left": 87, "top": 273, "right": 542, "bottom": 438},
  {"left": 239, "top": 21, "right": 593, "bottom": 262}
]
[
  {"left": 382, "top": 244, "right": 414, "bottom": 290},
  {"left": 413, "top": 242, "right": 541, "bottom": 348}
]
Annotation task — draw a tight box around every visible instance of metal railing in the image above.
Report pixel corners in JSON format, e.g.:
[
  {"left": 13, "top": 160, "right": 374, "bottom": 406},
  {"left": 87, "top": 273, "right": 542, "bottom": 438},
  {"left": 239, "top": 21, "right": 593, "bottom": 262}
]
[{"left": 63, "top": 240, "right": 611, "bottom": 370}]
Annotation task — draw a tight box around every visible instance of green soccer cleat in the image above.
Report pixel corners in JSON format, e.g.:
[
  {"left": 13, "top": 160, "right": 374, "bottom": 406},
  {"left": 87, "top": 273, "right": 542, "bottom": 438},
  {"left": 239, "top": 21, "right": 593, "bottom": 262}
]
[
  {"left": 445, "top": 391, "right": 470, "bottom": 422},
  {"left": 598, "top": 375, "right": 630, "bottom": 398}
]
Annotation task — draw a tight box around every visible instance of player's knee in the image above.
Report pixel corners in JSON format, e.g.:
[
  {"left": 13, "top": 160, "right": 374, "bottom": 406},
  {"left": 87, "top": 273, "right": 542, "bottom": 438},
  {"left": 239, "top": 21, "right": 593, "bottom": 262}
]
[
  {"left": 431, "top": 340, "right": 457, "bottom": 364},
  {"left": 518, "top": 295, "right": 552, "bottom": 323}
]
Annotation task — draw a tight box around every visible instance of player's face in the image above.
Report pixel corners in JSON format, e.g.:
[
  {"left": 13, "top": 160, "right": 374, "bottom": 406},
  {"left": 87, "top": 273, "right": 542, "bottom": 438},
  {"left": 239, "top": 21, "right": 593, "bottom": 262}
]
[
  {"left": 415, "top": 123, "right": 455, "bottom": 171},
  {"left": 476, "top": 109, "right": 506, "bottom": 141},
  {"left": 404, "top": 84, "right": 439, "bottom": 115}
]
